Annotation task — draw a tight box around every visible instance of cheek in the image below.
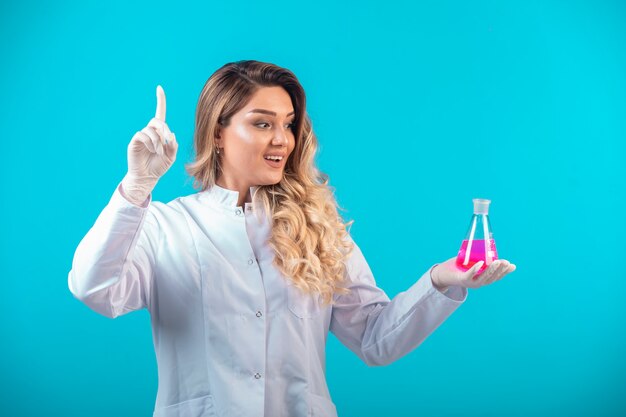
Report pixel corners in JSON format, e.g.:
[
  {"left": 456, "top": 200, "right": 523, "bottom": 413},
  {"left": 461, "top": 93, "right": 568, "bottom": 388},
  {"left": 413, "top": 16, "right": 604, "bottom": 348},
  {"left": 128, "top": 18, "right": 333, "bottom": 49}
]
[
  {"left": 232, "top": 124, "right": 256, "bottom": 145},
  {"left": 227, "top": 126, "right": 265, "bottom": 160},
  {"left": 288, "top": 139, "right": 296, "bottom": 156}
]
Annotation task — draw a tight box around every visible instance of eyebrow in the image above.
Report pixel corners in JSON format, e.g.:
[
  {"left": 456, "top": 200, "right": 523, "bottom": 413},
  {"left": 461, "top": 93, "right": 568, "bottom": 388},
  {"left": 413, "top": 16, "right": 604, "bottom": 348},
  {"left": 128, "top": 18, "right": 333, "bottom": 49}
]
[{"left": 247, "top": 109, "right": 295, "bottom": 117}]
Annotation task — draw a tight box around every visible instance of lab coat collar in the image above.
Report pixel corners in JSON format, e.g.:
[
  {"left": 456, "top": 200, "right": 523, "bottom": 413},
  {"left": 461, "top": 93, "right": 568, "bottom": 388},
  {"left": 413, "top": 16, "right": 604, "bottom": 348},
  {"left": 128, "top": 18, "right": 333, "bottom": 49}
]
[{"left": 201, "top": 183, "right": 260, "bottom": 208}]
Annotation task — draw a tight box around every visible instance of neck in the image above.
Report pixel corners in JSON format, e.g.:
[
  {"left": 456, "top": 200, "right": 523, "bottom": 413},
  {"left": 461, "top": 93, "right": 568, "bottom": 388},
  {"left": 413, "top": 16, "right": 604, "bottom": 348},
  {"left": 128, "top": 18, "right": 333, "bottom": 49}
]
[{"left": 215, "top": 176, "right": 252, "bottom": 207}]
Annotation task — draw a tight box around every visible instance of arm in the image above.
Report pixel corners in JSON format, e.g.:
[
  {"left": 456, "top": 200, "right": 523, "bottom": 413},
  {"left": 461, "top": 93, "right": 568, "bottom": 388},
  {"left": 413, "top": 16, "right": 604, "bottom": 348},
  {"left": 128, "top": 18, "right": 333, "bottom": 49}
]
[
  {"left": 330, "top": 236, "right": 467, "bottom": 367},
  {"left": 68, "top": 183, "right": 159, "bottom": 318}
]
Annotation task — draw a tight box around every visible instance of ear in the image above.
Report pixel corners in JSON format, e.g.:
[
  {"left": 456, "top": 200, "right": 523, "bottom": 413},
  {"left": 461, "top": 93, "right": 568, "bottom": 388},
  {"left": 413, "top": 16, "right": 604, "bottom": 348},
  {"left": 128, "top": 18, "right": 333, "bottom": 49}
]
[{"left": 215, "top": 127, "right": 223, "bottom": 147}]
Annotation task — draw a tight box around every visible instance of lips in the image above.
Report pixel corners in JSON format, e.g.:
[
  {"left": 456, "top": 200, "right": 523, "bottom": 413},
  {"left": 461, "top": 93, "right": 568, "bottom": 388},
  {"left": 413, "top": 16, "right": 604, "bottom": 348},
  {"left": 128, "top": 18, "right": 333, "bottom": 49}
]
[{"left": 264, "top": 157, "right": 284, "bottom": 168}]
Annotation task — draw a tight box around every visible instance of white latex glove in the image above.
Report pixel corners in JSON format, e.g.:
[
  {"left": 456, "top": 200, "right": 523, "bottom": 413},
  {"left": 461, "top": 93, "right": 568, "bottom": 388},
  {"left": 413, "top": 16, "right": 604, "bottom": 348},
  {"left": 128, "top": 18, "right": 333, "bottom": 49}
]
[
  {"left": 121, "top": 85, "right": 178, "bottom": 206},
  {"left": 431, "top": 257, "right": 517, "bottom": 291}
]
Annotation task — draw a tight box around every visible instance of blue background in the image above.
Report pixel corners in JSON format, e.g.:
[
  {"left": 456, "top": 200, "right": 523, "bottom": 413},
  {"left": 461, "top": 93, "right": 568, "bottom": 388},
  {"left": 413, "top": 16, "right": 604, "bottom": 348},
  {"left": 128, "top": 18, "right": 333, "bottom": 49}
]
[{"left": 1, "top": 0, "right": 624, "bottom": 416}]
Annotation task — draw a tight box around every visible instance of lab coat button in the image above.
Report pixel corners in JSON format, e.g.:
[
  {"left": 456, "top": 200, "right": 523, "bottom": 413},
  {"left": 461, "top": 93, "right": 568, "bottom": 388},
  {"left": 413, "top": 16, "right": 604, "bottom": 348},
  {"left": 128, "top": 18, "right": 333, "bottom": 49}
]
[
  {"left": 235, "top": 209, "right": 242, "bottom": 216},
  {"left": 248, "top": 258, "right": 254, "bottom": 265},
  {"left": 254, "top": 373, "right": 262, "bottom": 379},
  {"left": 256, "top": 311, "right": 262, "bottom": 317}
]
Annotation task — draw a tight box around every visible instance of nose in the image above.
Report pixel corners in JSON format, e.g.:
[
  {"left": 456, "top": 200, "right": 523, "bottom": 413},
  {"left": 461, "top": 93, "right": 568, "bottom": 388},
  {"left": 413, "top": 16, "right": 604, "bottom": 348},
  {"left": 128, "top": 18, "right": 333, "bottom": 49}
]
[{"left": 271, "top": 125, "right": 289, "bottom": 146}]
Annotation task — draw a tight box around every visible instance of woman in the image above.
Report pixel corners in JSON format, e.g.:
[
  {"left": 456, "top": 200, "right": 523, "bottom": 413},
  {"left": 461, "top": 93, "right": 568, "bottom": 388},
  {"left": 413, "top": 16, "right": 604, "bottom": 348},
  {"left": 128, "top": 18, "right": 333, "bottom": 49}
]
[{"left": 69, "top": 60, "right": 515, "bottom": 417}]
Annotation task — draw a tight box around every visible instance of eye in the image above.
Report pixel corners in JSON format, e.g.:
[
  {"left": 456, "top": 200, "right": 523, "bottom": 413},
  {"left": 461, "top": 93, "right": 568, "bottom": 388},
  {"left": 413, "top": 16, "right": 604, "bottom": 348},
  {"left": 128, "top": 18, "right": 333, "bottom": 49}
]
[{"left": 255, "top": 122, "right": 271, "bottom": 129}]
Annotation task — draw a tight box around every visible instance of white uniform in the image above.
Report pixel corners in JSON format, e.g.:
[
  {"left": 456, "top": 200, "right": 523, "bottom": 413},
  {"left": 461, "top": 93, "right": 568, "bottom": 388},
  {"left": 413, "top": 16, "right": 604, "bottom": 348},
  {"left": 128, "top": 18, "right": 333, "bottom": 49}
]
[{"left": 68, "top": 183, "right": 467, "bottom": 417}]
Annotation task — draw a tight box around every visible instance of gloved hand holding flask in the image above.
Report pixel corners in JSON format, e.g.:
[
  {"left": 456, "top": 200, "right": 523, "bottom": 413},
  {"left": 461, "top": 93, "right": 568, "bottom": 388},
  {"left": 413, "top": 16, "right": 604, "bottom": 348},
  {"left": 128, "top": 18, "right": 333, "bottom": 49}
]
[
  {"left": 121, "top": 85, "right": 179, "bottom": 206},
  {"left": 431, "top": 199, "right": 516, "bottom": 291}
]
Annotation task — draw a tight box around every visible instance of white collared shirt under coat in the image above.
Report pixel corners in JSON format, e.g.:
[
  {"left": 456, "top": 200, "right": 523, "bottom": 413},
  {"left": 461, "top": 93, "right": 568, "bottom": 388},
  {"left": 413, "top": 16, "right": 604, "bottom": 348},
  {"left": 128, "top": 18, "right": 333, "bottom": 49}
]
[{"left": 68, "top": 183, "right": 468, "bottom": 417}]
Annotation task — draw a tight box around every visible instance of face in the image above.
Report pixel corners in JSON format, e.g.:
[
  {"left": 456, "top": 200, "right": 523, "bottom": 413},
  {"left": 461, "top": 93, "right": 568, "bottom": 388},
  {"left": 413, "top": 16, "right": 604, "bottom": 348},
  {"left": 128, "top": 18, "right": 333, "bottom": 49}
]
[{"left": 216, "top": 86, "right": 296, "bottom": 190}]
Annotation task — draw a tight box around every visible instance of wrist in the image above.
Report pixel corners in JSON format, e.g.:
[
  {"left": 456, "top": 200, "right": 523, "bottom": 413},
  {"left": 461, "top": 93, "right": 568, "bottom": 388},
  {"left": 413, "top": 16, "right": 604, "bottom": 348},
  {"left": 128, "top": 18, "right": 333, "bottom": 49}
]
[
  {"left": 121, "top": 174, "right": 158, "bottom": 207},
  {"left": 123, "top": 172, "right": 159, "bottom": 186},
  {"left": 430, "top": 264, "right": 450, "bottom": 293}
]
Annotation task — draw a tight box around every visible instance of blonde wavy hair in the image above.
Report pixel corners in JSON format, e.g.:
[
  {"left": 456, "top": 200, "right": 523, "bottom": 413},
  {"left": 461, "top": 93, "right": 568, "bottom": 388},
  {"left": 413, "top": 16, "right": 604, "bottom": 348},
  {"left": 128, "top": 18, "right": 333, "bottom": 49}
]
[{"left": 185, "top": 60, "right": 354, "bottom": 305}]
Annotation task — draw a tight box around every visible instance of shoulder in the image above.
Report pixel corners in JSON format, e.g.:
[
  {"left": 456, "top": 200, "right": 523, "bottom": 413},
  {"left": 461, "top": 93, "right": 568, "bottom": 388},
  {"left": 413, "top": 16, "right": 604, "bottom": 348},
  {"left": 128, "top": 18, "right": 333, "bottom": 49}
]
[
  {"left": 145, "top": 191, "right": 205, "bottom": 224},
  {"left": 342, "top": 232, "right": 367, "bottom": 270}
]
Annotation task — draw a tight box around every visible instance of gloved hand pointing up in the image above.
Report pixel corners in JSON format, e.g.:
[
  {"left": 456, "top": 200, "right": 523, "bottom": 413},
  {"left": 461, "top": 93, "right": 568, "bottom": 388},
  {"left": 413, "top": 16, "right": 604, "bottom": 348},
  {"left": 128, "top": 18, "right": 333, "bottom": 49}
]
[{"left": 121, "top": 85, "right": 179, "bottom": 206}]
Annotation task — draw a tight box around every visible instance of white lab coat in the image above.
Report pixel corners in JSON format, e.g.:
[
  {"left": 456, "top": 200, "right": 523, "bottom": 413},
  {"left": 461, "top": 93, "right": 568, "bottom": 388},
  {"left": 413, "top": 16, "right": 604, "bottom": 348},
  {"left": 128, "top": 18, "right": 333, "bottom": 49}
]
[{"left": 68, "top": 183, "right": 467, "bottom": 417}]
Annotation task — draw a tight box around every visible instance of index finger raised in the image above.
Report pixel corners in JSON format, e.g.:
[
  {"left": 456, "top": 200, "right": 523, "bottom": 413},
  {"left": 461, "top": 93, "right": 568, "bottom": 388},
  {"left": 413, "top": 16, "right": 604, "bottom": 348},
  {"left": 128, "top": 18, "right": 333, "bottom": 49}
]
[{"left": 155, "top": 85, "right": 166, "bottom": 121}]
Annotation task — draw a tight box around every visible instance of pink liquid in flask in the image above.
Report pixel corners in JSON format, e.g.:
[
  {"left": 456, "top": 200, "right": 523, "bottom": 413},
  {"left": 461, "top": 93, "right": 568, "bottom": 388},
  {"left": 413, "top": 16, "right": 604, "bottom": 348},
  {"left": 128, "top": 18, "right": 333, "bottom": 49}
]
[
  {"left": 456, "top": 199, "right": 499, "bottom": 276},
  {"left": 456, "top": 239, "right": 498, "bottom": 274}
]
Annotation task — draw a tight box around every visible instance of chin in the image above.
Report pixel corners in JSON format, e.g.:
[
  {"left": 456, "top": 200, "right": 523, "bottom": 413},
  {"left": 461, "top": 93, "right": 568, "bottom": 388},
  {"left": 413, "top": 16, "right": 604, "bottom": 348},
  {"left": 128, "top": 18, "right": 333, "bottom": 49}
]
[{"left": 261, "top": 176, "right": 283, "bottom": 186}]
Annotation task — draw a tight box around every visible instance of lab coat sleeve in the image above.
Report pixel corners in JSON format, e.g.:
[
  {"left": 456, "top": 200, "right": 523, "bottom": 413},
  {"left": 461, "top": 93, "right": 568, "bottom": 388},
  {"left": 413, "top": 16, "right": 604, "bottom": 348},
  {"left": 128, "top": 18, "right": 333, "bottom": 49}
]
[
  {"left": 330, "top": 236, "right": 467, "bottom": 367},
  {"left": 68, "top": 183, "right": 160, "bottom": 319}
]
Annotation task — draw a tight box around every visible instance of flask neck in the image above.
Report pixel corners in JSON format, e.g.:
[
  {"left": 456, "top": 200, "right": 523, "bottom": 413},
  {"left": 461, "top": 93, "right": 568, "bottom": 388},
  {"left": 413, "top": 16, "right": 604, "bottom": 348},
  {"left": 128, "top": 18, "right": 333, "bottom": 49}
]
[
  {"left": 472, "top": 198, "right": 491, "bottom": 215},
  {"left": 465, "top": 213, "right": 494, "bottom": 241}
]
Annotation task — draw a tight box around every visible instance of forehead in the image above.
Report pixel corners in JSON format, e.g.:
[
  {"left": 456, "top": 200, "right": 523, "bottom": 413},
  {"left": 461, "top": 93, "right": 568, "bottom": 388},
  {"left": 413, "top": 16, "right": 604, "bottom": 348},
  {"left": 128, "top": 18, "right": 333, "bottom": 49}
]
[{"left": 242, "top": 86, "right": 294, "bottom": 114}]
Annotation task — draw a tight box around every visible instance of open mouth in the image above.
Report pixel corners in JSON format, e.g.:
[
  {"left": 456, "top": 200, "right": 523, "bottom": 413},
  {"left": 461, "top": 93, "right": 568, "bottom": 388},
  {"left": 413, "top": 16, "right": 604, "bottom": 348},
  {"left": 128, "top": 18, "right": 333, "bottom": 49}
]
[{"left": 263, "top": 155, "right": 285, "bottom": 168}]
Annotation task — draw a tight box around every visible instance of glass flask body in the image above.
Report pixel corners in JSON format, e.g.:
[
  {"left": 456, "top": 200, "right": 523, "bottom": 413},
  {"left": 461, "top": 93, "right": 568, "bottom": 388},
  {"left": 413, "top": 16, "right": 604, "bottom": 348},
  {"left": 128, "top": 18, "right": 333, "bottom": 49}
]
[{"left": 456, "top": 199, "right": 499, "bottom": 275}]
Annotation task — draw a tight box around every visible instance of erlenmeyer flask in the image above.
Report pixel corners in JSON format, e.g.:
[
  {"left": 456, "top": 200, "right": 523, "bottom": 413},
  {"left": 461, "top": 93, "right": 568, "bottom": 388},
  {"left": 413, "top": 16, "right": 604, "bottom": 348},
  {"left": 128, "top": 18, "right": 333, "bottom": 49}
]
[{"left": 456, "top": 198, "right": 499, "bottom": 275}]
